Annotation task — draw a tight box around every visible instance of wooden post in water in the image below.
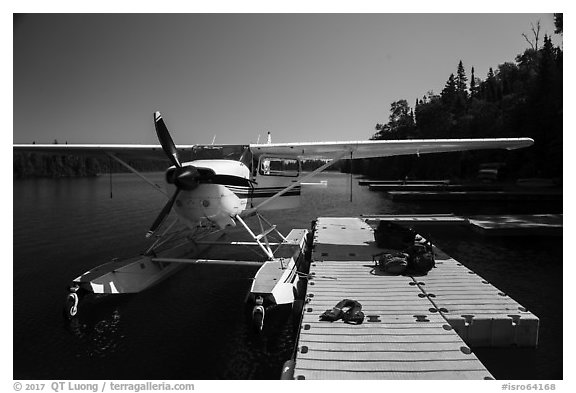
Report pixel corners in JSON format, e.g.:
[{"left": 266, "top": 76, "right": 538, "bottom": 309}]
[{"left": 349, "top": 151, "right": 353, "bottom": 202}]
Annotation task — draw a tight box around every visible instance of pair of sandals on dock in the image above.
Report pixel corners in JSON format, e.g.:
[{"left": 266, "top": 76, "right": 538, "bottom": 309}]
[{"left": 320, "top": 299, "right": 364, "bottom": 325}]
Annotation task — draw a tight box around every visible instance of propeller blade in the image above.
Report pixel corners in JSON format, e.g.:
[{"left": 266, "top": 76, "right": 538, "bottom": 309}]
[
  {"left": 154, "top": 111, "right": 181, "bottom": 168},
  {"left": 146, "top": 189, "right": 180, "bottom": 238}
]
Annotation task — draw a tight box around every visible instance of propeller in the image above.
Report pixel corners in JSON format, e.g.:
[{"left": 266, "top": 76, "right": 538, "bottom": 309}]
[
  {"left": 154, "top": 111, "right": 181, "bottom": 168},
  {"left": 146, "top": 189, "right": 180, "bottom": 238},
  {"left": 146, "top": 111, "right": 202, "bottom": 238}
]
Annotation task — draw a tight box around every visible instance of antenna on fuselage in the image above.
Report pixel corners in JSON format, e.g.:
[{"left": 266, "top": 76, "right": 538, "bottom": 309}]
[
  {"left": 267, "top": 132, "right": 271, "bottom": 144},
  {"left": 211, "top": 135, "right": 216, "bottom": 145},
  {"left": 256, "top": 134, "right": 261, "bottom": 144}
]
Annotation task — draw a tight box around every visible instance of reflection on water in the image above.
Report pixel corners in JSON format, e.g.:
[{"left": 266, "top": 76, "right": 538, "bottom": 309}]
[
  {"left": 67, "top": 308, "right": 124, "bottom": 359},
  {"left": 13, "top": 172, "right": 562, "bottom": 379}
]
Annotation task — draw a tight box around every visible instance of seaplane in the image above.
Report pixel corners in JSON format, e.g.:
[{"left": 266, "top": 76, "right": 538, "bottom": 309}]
[{"left": 13, "top": 111, "right": 534, "bottom": 330}]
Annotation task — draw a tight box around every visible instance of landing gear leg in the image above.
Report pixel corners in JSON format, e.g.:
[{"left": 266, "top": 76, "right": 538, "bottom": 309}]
[
  {"left": 252, "top": 296, "right": 265, "bottom": 332},
  {"left": 63, "top": 285, "right": 81, "bottom": 320}
]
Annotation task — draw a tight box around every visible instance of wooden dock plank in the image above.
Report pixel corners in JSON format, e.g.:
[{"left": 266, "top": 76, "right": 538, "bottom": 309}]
[
  {"left": 294, "top": 349, "right": 471, "bottom": 362},
  {"left": 296, "top": 358, "right": 486, "bottom": 372},
  {"left": 297, "top": 341, "right": 473, "bottom": 352},
  {"left": 299, "top": 335, "right": 461, "bottom": 344}
]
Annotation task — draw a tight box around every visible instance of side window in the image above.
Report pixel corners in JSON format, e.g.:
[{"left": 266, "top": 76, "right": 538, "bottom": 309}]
[{"left": 258, "top": 157, "right": 300, "bottom": 177}]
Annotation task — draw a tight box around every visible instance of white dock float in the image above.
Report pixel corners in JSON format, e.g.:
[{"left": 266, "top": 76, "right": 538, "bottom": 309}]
[
  {"left": 414, "top": 247, "right": 539, "bottom": 347},
  {"left": 385, "top": 190, "right": 561, "bottom": 202},
  {"left": 362, "top": 214, "right": 469, "bottom": 226},
  {"left": 468, "top": 214, "right": 562, "bottom": 236},
  {"left": 293, "top": 217, "right": 494, "bottom": 380}
]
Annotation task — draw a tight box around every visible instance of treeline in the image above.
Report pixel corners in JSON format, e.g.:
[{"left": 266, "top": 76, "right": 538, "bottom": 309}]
[
  {"left": 346, "top": 16, "right": 563, "bottom": 182},
  {"left": 13, "top": 153, "right": 169, "bottom": 179}
]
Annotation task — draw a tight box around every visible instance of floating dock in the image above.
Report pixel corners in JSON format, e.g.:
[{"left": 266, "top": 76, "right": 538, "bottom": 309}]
[
  {"left": 361, "top": 214, "right": 562, "bottom": 236},
  {"left": 468, "top": 214, "right": 562, "bottom": 236},
  {"left": 361, "top": 214, "right": 468, "bottom": 226},
  {"left": 358, "top": 179, "right": 451, "bottom": 186},
  {"left": 368, "top": 184, "right": 501, "bottom": 192},
  {"left": 384, "top": 190, "right": 562, "bottom": 202},
  {"left": 290, "top": 217, "right": 539, "bottom": 380}
]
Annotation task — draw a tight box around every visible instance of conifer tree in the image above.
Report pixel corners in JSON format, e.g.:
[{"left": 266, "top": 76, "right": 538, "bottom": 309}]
[
  {"left": 487, "top": 67, "right": 495, "bottom": 79},
  {"left": 441, "top": 73, "right": 456, "bottom": 105},
  {"left": 538, "top": 34, "right": 556, "bottom": 93},
  {"left": 485, "top": 67, "right": 499, "bottom": 101},
  {"left": 470, "top": 67, "right": 477, "bottom": 97},
  {"left": 554, "top": 13, "right": 563, "bottom": 34},
  {"left": 455, "top": 60, "right": 468, "bottom": 95}
]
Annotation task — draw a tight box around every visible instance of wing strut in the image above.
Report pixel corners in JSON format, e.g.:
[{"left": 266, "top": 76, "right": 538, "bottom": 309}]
[
  {"left": 235, "top": 213, "right": 288, "bottom": 260},
  {"left": 235, "top": 215, "right": 276, "bottom": 260},
  {"left": 243, "top": 151, "right": 349, "bottom": 217},
  {"left": 106, "top": 152, "right": 168, "bottom": 197}
]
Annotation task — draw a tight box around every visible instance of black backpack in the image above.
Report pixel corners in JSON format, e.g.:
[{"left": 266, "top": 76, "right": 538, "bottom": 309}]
[
  {"left": 374, "top": 252, "right": 409, "bottom": 275},
  {"left": 374, "top": 221, "right": 416, "bottom": 250},
  {"left": 405, "top": 240, "right": 435, "bottom": 274}
]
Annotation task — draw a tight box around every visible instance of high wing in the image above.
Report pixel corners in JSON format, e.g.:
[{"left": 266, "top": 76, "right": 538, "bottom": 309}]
[
  {"left": 249, "top": 138, "right": 534, "bottom": 160},
  {"left": 13, "top": 138, "right": 533, "bottom": 160},
  {"left": 240, "top": 137, "right": 533, "bottom": 215}
]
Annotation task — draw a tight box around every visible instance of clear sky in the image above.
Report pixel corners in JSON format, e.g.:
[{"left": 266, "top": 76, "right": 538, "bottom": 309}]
[{"left": 13, "top": 13, "right": 560, "bottom": 145}]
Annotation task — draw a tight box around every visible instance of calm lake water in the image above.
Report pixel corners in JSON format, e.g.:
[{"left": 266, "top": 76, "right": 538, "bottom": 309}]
[{"left": 13, "top": 172, "right": 562, "bottom": 379}]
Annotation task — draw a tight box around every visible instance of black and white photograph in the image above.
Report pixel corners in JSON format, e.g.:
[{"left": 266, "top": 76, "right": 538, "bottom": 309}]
[{"left": 11, "top": 5, "right": 566, "bottom": 385}]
